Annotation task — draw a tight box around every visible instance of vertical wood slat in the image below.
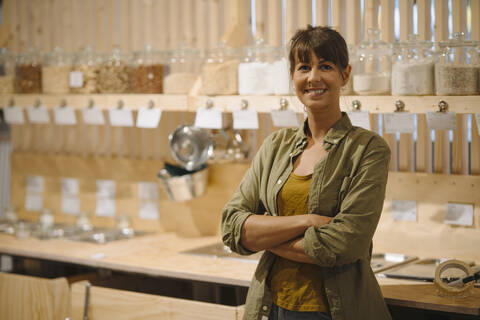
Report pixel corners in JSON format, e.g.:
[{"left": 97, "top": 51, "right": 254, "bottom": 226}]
[
  {"left": 183, "top": 0, "right": 196, "bottom": 47},
  {"left": 331, "top": 0, "right": 345, "bottom": 35},
  {"left": 379, "top": 0, "right": 395, "bottom": 42},
  {"left": 30, "top": 0, "right": 42, "bottom": 51},
  {"left": 208, "top": 0, "right": 220, "bottom": 49},
  {"left": 364, "top": 0, "right": 379, "bottom": 31},
  {"left": 195, "top": 0, "right": 208, "bottom": 52},
  {"left": 1, "top": 0, "right": 16, "bottom": 53},
  {"left": 415, "top": 114, "right": 430, "bottom": 172},
  {"left": 416, "top": 0, "right": 432, "bottom": 41},
  {"left": 451, "top": 114, "right": 468, "bottom": 175},
  {"left": 71, "top": 0, "right": 86, "bottom": 52},
  {"left": 131, "top": 0, "right": 144, "bottom": 52},
  {"left": 345, "top": 0, "right": 361, "bottom": 44},
  {"left": 471, "top": 115, "right": 480, "bottom": 175},
  {"left": 153, "top": 0, "right": 168, "bottom": 51},
  {"left": 143, "top": 0, "right": 154, "bottom": 48},
  {"left": 17, "top": 0, "right": 29, "bottom": 53},
  {"left": 285, "top": 0, "right": 298, "bottom": 44},
  {"left": 399, "top": 0, "right": 413, "bottom": 41},
  {"left": 451, "top": 0, "right": 468, "bottom": 34},
  {"left": 434, "top": 0, "right": 449, "bottom": 41},
  {"left": 297, "top": 0, "right": 313, "bottom": 30},
  {"left": 61, "top": 0, "right": 74, "bottom": 52},
  {"left": 472, "top": 0, "right": 480, "bottom": 40},
  {"left": 118, "top": 0, "right": 131, "bottom": 53},
  {"left": 314, "top": 0, "right": 329, "bottom": 27},
  {"left": 85, "top": 0, "right": 95, "bottom": 48},
  {"left": 255, "top": 0, "right": 267, "bottom": 41},
  {"left": 267, "top": 0, "right": 283, "bottom": 46},
  {"left": 95, "top": 0, "right": 106, "bottom": 52}
]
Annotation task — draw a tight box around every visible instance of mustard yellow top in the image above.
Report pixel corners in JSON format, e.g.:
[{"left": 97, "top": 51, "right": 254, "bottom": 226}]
[{"left": 268, "top": 172, "right": 330, "bottom": 312}]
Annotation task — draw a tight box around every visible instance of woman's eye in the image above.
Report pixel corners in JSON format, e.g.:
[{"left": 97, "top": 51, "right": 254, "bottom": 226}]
[
  {"left": 297, "top": 65, "right": 310, "bottom": 71},
  {"left": 319, "top": 64, "right": 333, "bottom": 71}
]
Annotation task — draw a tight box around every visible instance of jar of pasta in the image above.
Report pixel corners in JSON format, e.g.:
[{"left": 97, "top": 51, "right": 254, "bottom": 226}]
[
  {"left": 0, "top": 48, "right": 15, "bottom": 94},
  {"left": 353, "top": 28, "right": 392, "bottom": 95},
  {"left": 131, "top": 44, "right": 164, "bottom": 93},
  {"left": 435, "top": 32, "right": 479, "bottom": 95},
  {"left": 70, "top": 46, "right": 101, "bottom": 94},
  {"left": 97, "top": 48, "right": 131, "bottom": 93},
  {"left": 15, "top": 47, "right": 43, "bottom": 93},
  {"left": 42, "top": 46, "right": 71, "bottom": 94}
]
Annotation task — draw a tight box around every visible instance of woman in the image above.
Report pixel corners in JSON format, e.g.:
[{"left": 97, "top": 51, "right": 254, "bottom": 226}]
[{"left": 222, "top": 26, "right": 392, "bottom": 320}]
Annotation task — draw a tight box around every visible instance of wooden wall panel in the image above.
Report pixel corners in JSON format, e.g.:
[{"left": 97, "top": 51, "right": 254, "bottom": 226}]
[
  {"left": 416, "top": 0, "right": 432, "bottom": 41},
  {"left": 398, "top": 0, "right": 413, "bottom": 41},
  {"left": 472, "top": 0, "right": 480, "bottom": 40},
  {"left": 314, "top": 0, "right": 329, "bottom": 27},
  {"left": 471, "top": 116, "right": 480, "bottom": 175},
  {"left": 267, "top": 0, "right": 283, "bottom": 46},
  {"left": 379, "top": 0, "right": 395, "bottom": 42}
]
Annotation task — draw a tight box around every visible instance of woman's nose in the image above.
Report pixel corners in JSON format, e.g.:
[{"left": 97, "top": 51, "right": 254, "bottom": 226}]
[{"left": 307, "top": 67, "right": 322, "bottom": 83}]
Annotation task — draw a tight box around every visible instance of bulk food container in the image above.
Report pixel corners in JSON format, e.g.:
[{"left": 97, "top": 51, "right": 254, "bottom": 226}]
[
  {"left": 42, "top": 46, "right": 71, "bottom": 94},
  {"left": 238, "top": 39, "right": 273, "bottom": 95},
  {"left": 435, "top": 32, "right": 479, "bottom": 95},
  {"left": 69, "top": 46, "right": 101, "bottom": 94},
  {"left": 15, "top": 47, "right": 43, "bottom": 93},
  {"left": 97, "top": 48, "right": 131, "bottom": 93},
  {"left": 130, "top": 44, "right": 164, "bottom": 93},
  {"left": 200, "top": 42, "right": 239, "bottom": 95},
  {"left": 163, "top": 44, "right": 199, "bottom": 94},
  {"left": 0, "top": 48, "right": 15, "bottom": 94},
  {"left": 353, "top": 28, "right": 392, "bottom": 95},
  {"left": 391, "top": 35, "right": 435, "bottom": 95},
  {"left": 270, "top": 46, "right": 291, "bottom": 95}
]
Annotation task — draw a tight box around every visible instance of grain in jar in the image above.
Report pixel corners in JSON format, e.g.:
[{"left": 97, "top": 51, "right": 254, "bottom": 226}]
[
  {"left": 0, "top": 48, "right": 15, "bottom": 94},
  {"left": 238, "top": 40, "right": 274, "bottom": 95},
  {"left": 131, "top": 45, "right": 164, "bottom": 93},
  {"left": 15, "top": 48, "right": 42, "bottom": 93},
  {"left": 42, "top": 47, "right": 71, "bottom": 94},
  {"left": 163, "top": 45, "right": 199, "bottom": 94},
  {"left": 200, "top": 43, "right": 239, "bottom": 95},
  {"left": 70, "top": 46, "right": 100, "bottom": 94},
  {"left": 97, "top": 48, "right": 131, "bottom": 93},
  {"left": 164, "top": 72, "right": 197, "bottom": 94}
]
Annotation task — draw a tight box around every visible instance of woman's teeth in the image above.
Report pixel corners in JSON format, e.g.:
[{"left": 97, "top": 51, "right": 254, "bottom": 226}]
[{"left": 307, "top": 89, "right": 326, "bottom": 94}]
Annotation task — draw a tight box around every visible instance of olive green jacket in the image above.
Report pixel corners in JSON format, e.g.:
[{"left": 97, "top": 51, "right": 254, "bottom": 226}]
[{"left": 221, "top": 113, "right": 392, "bottom": 320}]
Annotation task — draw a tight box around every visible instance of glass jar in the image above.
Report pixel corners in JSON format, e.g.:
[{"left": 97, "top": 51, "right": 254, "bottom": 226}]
[
  {"left": 70, "top": 46, "right": 101, "bottom": 94},
  {"left": 0, "top": 48, "right": 15, "bottom": 94},
  {"left": 163, "top": 44, "right": 199, "bottom": 94},
  {"left": 200, "top": 42, "right": 239, "bottom": 95},
  {"left": 270, "top": 46, "right": 291, "bottom": 95},
  {"left": 15, "top": 47, "right": 43, "bottom": 93},
  {"left": 42, "top": 46, "right": 71, "bottom": 94},
  {"left": 391, "top": 35, "right": 435, "bottom": 95},
  {"left": 97, "top": 48, "right": 131, "bottom": 93},
  {"left": 353, "top": 28, "right": 392, "bottom": 95},
  {"left": 131, "top": 44, "right": 164, "bottom": 93},
  {"left": 341, "top": 44, "right": 356, "bottom": 95},
  {"left": 238, "top": 39, "right": 273, "bottom": 95},
  {"left": 435, "top": 32, "right": 479, "bottom": 95}
]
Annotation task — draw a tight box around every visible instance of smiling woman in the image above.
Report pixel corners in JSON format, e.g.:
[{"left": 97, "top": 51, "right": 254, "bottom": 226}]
[{"left": 222, "top": 25, "right": 392, "bottom": 320}]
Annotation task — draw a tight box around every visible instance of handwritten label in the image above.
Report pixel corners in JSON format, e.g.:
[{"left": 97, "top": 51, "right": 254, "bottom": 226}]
[
  {"left": 139, "top": 201, "right": 159, "bottom": 220},
  {"left": 391, "top": 200, "right": 417, "bottom": 222},
  {"left": 26, "top": 105, "right": 50, "bottom": 124},
  {"left": 346, "top": 110, "right": 371, "bottom": 131},
  {"left": 53, "top": 106, "right": 77, "bottom": 125},
  {"left": 82, "top": 107, "right": 105, "bottom": 125},
  {"left": 136, "top": 107, "right": 162, "bottom": 128},
  {"left": 445, "top": 203, "right": 474, "bottom": 226},
  {"left": 383, "top": 113, "right": 415, "bottom": 134},
  {"left": 233, "top": 108, "right": 259, "bottom": 130},
  {"left": 194, "top": 107, "right": 223, "bottom": 129},
  {"left": 3, "top": 106, "right": 25, "bottom": 124},
  {"left": 270, "top": 109, "right": 301, "bottom": 128},
  {"left": 426, "top": 112, "right": 457, "bottom": 130},
  {"left": 108, "top": 108, "right": 134, "bottom": 127}
]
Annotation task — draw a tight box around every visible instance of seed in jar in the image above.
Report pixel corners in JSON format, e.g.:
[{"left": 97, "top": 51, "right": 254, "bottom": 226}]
[
  {"left": 42, "top": 65, "right": 71, "bottom": 94},
  {"left": 15, "top": 64, "right": 42, "bottom": 93},
  {"left": 131, "top": 64, "right": 163, "bottom": 93}
]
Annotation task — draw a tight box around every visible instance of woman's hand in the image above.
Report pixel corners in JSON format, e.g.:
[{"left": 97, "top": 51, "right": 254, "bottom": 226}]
[{"left": 307, "top": 214, "right": 333, "bottom": 228}]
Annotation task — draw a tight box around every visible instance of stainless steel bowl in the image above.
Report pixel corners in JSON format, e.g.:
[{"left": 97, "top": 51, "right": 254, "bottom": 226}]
[
  {"left": 168, "top": 125, "right": 214, "bottom": 171},
  {"left": 158, "top": 165, "right": 209, "bottom": 202}
]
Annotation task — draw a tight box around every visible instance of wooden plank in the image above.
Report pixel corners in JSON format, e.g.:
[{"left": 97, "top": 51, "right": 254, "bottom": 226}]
[
  {"left": 143, "top": 0, "right": 154, "bottom": 47},
  {"left": 285, "top": 0, "right": 298, "bottom": 43},
  {"left": 183, "top": 0, "right": 196, "bottom": 47},
  {"left": 382, "top": 115, "right": 398, "bottom": 171},
  {"left": 208, "top": 0, "right": 220, "bottom": 49},
  {"left": 30, "top": 0, "right": 43, "bottom": 51},
  {"left": 345, "top": 0, "right": 361, "bottom": 44},
  {"left": 364, "top": 0, "right": 379, "bottom": 31},
  {"left": 255, "top": 0, "right": 267, "bottom": 41},
  {"left": 416, "top": 0, "right": 432, "bottom": 41},
  {"left": 314, "top": 0, "right": 329, "bottom": 27},
  {"left": 451, "top": 0, "right": 467, "bottom": 35},
  {"left": 415, "top": 114, "right": 428, "bottom": 172},
  {"left": 267, "top": 0, "right": 283, "bottom": 46},
  {"left": 399, "top": 0, "right": 413, "bottom": 41},
  {"left": 331, "top": 0, "right": 345, "bottom": 34},
  {"left": 297, "top": 0, "right": 312, "bottom": 30},
  {"left": 1, "top": 0, "right": 17, "bottom": 53},
  {"left": 434, "top": 0, "right": 449, "bottom": 41},
  {"left": 221, "top": 0, "right": 252, "bottom": 48},
  {"left": 472, "top": 0, "right": 480, "bottom": 40},
  {"left": 195, "top": 0, "right": 208, "bottom": 51},
  {"left": 379, "top": 0, "right": 395, "bottom": 43},
  {"left": 95, "top": 0, "right": 106, "bottom": 52},
  {"left": 118, "top": 0, "right": 130, "bottom": 53},
  {"left": 472, "top": 114, "right": 480, "bottom": 174},
  {"left": 71, "top": 0, "right": 86, "bottom": 52},
  {"left": 399, "top": 133, "right": 414, "bottom": 172},
  {"left": 451, "top": 114, "right": 468, "bottom": 175},
  {"left": 17, "top": 0, "right": 29, "bottom": 53},
  {"left": 61, "top": 0, "right": 74, "bottom": 52},
  {"left": 84, "top": 0, "right": 96, "bottom": 48},
  {"left": 131, "top": 0, "right": 143, "bottom": 52}
]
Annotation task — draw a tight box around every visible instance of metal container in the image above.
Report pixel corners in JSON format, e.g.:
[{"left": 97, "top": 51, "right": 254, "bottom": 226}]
[
  {"left": 169, "top": 125, "right": 213, "bottom": 171},
  {"left": 157, "top": 165, "right": 209, "bottom": 202}
]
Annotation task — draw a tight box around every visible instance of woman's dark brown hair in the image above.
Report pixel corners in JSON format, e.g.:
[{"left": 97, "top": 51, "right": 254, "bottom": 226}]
[{"left": 288, "top": 25, "right": 349, "bottom": 78}]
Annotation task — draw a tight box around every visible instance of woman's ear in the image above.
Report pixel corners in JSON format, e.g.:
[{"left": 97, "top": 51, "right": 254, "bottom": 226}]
[{"left": 342, "top": 65, "right": 352, "bottom": 86}]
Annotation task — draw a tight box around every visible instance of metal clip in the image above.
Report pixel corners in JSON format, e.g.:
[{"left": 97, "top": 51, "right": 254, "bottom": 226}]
[
  {"left": 206, "top": 99, "right": 214, "bottom": 109},
  {"left": 352, "top": 100, "right": 361, "bottom": 111},
  {"left": 88, "top": 99, "right": 95, "bottom": 109},
  {"left": 34, "top": 99, "right": 41, "bottom": 108},
  {"left": 60, "top": 99, "right": 67, "bottom": 108},
  {"left": 394, "top": 100, "right": 405, "bottom": 112},
  {"left": 279, "top": 98, "right": 288, "bottom": 110},
  {"left": 148, "top": 100, "right": 155, "bottom": 109},
  {"left": 438, "top": 100, "right": 448, "bottom": 113},
  {"left": 117, "top": 100, "right": 124, "bottom": 109},
  {"left": 240, "top": 99, "right": 248, "bottom": 110}
]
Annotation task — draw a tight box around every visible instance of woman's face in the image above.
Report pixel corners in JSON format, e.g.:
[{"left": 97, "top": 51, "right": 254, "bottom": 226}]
[{"left": 292, "top": 51, "right": 350, "bottom": 112}]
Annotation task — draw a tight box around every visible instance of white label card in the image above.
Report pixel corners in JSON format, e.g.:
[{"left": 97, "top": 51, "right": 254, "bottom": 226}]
[
  {"left": 96, "top": 180, "right": 116, "bottom": 198},
  {"left": 445, "top": 203, "right": 474, "bottom": 226},
  {"left": 194, "top": 107, "right": 223, "bottom": 129},
  {"left": 69, "top": 71, "right": 83, "bottom": 88},
  {"left": 108, "top": 108, "right": 134, "bottom": 127},
  {"left": 95, "top": 198, "right": 116, "bottom": 217},
  {"left": 25, "top": 193, "right": 43, "bottom": 211},
  {"left": 233, "top": 108, "right": 259, "bottom": 130},
  {"left": 138, "top": 182, "right": 158, "bottom": 200},
  {"left": 4, "top": 106, "right": 25, "bottom": 124},
  {"left": 53, "top": 106, "right": 77, "bottom": 125},
  {"left": 391, "top": 200, "right": 417, "bottom": 222},
  {"left": 61, "top": 178, "right": 79, "bottom": 196},
  {"left": 82, "top": 107, "right": 105, "bottom": 125},
  {"left": 62, "top": 196, "right": 80, "bottom": 215},
  {"left": 26, "top": 105, "right": 50, "bottom": 124},
  {"left": 139, "top": 200, "right": 159, "bottom": 220},
  {"left": 136, "top": 107, "right": 162, "bottom": 128},
  {"left": 476, "top": 114, "right": 480, "bottom": 136},
  {"left": 346, "top": 110, "right": 371, "bottom": 131},
  {"left": 383, "top": 113, "right": 415, "bottom": 134},
  {"left": 26, "top": 175, "right": 44, "bottom": 193},
  {"left": 270, "top": 109, "right": 301, "bottom": 128},
  {"left": 426, "top": 112, "right": 457, "bottom": 130}
]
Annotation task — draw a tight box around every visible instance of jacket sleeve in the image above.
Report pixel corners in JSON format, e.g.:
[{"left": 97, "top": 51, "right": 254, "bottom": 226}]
[
  {"left": 221, "top": 134, "right": 273, "bottom": 255},
  {"left": 303, "top": 135, "right": 391, "bottom": 267}
]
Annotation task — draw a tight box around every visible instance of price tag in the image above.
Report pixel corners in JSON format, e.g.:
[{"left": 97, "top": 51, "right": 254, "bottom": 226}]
[
  {"left": 270, "top": 109, "right": 301, "bottom": 128},
  {"left": 391, "top": 200, "right": 417, "bottom": 222},
  {"left": 61, "top": 178, "right": 79, "bottom": 196},
  {"left": 26, "top": 105, "right": 50, "bottom": 124},
  {"left": 383, "top": 112, "right": 415, "bottom": 134},
  {"left": 25, "top": 193, "right": 43, "bottom": 211},
  {"left": 62, "top": 196, "right": 80, "bottom": 215},
  {"left": 138, "top": 182, "right": 158, "bottom": 200},
  {"left": 26, "top": 175, "right": 44, "bottom": 193},
  {"left": 384, "top": 253, "right": 405, "bottom": 263},
  {"left": 95, "top": 198, "right": 115, "bottom": 217},
  {"left": 3, "top": 106, "right": 25, "bottom": 124},
  {"left": 194, "top": 107, "right": 223, "bottom": 129},
  {"left": 81, "top": 107, "right": 105, "bottom": 125},
  {"left": 53, "top": 106, "right": 77, "bottom": 125},
  {"left": 346, "top": 110, "right": 371, "bottom": 131},
  {"left": 0, "top": 255, "right": 13, "bottom": 272},
  {"left": 233, "top": 108, "right": 259, "bottom": 130},
  {"left": 136, "top": 107, "right": 162, "bottom": 128},
  {"left": 445, "top": 202, "right": 474, "bottom": 226},
  {"left": 69, "top": 71, "right": 83, "bottom": 88},
  {"left": 96, "top": 179, "right": 116, "bottom": 198},
  {"left": 108, "top": 108, "right": 134, "bottom": 127},
  {"left": 475, "top": 114, "right": 480, "bottom": 136},
  {"left": 139, "top": 201, "right": 159, "bottom": 220},
  {"left": 426, "top": 112, "right": 457, "bottom": 130}
]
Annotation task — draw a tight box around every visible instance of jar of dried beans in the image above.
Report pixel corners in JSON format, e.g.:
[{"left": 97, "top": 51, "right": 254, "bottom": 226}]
[
  {"left": 42, "top": 46, "right": 71, "bottom": 94},
  {"left": 131, "top": 44, "right": 164, "bottom": 93},
  {"left": 70, "top": 46, "right": 101, "bottom": 94},
  {"left": 15, "top": 47, "right": 43, "bottom": 93},
  {"left": 97, "top": 48, "right": 131, "bottom": 93}
]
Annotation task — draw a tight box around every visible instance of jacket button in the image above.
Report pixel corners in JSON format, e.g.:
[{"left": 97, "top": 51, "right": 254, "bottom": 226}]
[
  {"left": 262, "top": 305, "right": 268, "bottom": 311},
  {"left": 277, "top": 179, "right": 282, "bottom": 184}
]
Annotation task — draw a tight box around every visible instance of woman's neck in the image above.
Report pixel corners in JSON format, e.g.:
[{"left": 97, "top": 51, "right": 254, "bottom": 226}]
[{"left": 305, "top": 107, "right": 342, "bottom": 141}]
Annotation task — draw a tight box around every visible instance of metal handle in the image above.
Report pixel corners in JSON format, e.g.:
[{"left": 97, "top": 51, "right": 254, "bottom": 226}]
[
  {"left": 83, "top": 282, "right": 91, "bottom": 320},
  {"left": 395, "top": 100, "right": 405, "bottom": 112},
  {"left": 240, "top": 99, "right": 248, "bottom": 110},
  {"left": 279, "top": 98, "right": 288, "bottom": 110},
  {"left": 438, "top": 100, "right": 448, "bottom": 113},
  {"left": 352, "top": 100, "right": 361, "bottom": 111}
]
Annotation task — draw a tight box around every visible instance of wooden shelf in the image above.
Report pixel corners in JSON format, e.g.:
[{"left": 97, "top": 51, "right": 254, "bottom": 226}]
[{"left": 1, "top": 94, "right": 479, "bottom": 114}]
